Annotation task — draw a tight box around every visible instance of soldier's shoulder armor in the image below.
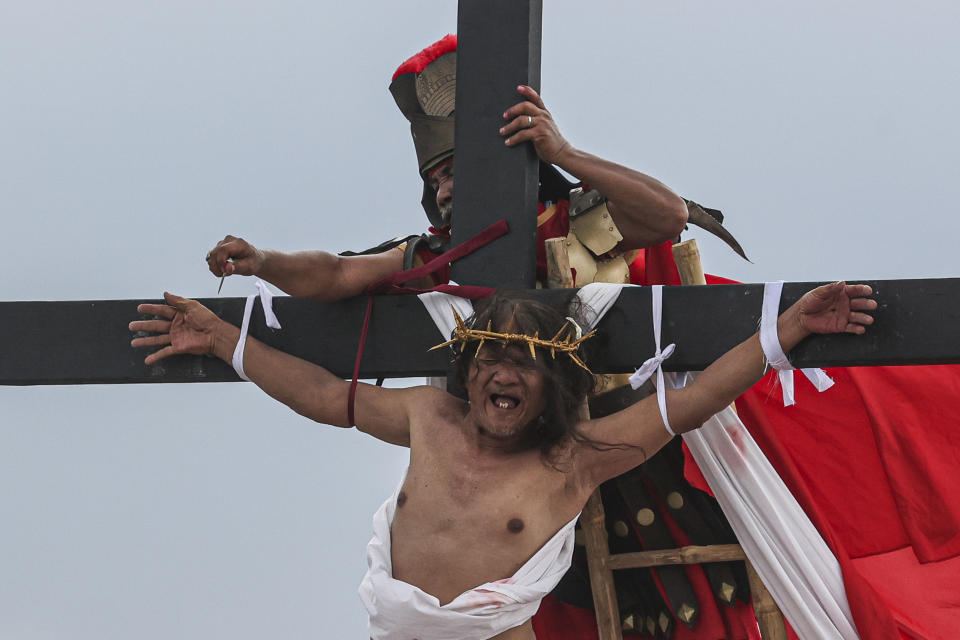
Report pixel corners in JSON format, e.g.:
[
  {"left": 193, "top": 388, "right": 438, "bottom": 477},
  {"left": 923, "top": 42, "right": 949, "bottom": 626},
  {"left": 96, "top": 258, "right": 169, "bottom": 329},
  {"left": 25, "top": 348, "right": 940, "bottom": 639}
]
[{"left": 402, "top": 233, "right": 450, "bottom": 271}]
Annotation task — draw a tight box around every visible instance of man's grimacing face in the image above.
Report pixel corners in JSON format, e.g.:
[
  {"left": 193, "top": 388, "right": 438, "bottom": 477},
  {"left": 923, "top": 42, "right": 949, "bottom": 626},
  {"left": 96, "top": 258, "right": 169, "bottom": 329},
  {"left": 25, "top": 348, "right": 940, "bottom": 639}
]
[
  {"left": 465, "top": 343, "right": 548, "bottom": 443},
  {"left": 426, "top": 156, "right": 454, "bottom": 227}
]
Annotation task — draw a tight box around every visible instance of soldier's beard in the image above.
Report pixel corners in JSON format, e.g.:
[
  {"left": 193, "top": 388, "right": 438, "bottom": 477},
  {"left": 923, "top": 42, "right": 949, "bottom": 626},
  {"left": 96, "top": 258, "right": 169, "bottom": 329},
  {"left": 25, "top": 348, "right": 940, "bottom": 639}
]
[{"left": 439, "top": 203, "right": 453, "bottom": 227}]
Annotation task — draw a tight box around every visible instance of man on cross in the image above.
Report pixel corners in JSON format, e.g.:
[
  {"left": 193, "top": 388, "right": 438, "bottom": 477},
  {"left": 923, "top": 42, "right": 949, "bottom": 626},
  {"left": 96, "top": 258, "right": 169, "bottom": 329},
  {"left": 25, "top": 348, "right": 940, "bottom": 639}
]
[
  {"left": 129, "top": 282, "right": 876, "bottom": 639},
  {"left": 202, "top": 35, "right": 712, "bottom": 298},
  {"left": 189, "top": 35, "right": 761, "bottom": 634}
]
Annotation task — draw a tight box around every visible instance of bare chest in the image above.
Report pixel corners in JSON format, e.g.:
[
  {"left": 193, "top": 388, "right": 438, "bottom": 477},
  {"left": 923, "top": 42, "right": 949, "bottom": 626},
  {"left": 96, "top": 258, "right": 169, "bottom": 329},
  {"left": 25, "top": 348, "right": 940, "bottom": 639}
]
[{"left": 388, "top": 438, "right": 581, "bottom": 604}]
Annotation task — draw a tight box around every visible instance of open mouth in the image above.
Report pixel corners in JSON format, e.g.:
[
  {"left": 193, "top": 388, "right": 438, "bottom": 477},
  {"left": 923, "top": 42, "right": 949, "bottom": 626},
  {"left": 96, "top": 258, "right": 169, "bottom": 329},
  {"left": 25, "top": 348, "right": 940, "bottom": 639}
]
[{"left": 490, "top": 393, "right": 520, "bottom": 410}]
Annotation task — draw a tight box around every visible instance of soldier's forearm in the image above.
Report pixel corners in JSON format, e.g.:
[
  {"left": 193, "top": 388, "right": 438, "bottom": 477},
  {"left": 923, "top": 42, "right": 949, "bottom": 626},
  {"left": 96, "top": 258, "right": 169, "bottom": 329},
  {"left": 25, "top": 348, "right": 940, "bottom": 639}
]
[
  {"left": 552, "top": 146, "right": 688, "bottom": 249},
  {"left": 257, "top": 248, "right": 404, "bottom": 301},
  {"left": 255, "top": 249, "right": 343, "bottom": 299}
]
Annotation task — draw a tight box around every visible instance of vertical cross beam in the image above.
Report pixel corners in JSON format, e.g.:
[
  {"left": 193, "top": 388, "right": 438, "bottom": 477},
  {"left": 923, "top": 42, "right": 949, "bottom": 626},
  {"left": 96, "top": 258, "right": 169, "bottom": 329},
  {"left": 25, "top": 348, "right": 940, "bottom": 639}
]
[{"left": 450, "top": 0, "right": 542, "bottom": 288}]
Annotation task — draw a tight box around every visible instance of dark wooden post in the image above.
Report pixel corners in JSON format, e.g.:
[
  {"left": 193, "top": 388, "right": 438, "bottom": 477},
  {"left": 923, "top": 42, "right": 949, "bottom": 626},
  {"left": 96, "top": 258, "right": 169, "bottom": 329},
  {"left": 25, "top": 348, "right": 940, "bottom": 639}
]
[{"left": 451, "top": 0, "right": 542, "bottom": 288}]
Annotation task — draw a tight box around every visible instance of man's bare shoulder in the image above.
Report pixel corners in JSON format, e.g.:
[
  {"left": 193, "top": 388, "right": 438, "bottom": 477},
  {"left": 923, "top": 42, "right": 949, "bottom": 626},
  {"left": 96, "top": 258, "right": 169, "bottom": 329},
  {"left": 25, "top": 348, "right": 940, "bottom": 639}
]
[
  {"left": 404, "top": 383, "right": 462, "bottom": 404},
  {"left": 404, "top": 384, "right": 467, "bottom": 426}
]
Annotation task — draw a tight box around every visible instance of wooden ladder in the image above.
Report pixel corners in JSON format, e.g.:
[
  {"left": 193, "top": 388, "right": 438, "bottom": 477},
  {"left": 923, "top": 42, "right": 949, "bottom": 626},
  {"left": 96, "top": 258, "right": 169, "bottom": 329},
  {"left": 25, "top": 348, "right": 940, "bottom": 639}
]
[{"left": 580, "top": 488, "right": 787, "bottom": 640}]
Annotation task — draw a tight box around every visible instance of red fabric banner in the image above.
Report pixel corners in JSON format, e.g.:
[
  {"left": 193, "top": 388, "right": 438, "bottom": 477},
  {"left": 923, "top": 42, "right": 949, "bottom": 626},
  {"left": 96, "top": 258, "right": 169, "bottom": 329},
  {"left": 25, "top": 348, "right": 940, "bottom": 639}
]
[
  {"left": 536, "top": 242, "right": 960, "bottom": 639},
  {"left": 694, "top": 266, "right": 960, "bottom": 639}
]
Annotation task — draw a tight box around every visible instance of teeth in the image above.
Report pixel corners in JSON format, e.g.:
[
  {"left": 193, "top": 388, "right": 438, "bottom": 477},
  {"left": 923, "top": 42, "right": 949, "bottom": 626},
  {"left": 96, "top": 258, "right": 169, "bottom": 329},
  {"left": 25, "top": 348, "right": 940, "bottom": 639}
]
[{"left": 498, "top": 401, "right": 510, "bottom": 408}]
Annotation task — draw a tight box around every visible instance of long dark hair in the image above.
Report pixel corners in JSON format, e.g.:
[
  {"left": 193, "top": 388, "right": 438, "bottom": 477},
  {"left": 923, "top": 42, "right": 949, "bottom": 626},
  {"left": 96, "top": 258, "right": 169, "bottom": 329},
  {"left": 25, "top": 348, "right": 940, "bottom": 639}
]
[{"left": 452, "top": 291, "right": 621, "bottom": 467}]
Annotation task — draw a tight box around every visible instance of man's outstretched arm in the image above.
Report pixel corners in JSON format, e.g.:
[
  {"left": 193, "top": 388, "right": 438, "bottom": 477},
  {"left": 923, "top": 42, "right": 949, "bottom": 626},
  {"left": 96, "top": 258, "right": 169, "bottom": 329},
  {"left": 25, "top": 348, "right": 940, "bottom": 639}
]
[
  {"left": 129, "top": 292, "right": 418, "bottom": 446},
  {"left": 205, "top": 235, "right": 404, "bottom": 300},
  {"left": 501, "top": 85, "right": 688, "bottom": 250},
  {"left": 578, "top": 282, "right": 878, "bottom": 486}
]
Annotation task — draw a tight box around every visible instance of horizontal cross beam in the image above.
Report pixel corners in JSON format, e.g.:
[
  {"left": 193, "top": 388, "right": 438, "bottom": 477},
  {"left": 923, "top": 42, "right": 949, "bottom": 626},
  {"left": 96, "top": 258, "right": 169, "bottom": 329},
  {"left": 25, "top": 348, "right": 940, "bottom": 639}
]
[{"left": 2, "top": 278, "right": 956, "bottom": 386}]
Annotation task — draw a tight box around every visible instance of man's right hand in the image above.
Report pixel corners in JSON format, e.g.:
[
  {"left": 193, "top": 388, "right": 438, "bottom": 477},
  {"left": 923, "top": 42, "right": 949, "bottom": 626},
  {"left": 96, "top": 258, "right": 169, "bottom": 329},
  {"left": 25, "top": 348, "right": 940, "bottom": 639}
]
[{"left": 205, "top": 235, "right": 265, "bottom": 279}]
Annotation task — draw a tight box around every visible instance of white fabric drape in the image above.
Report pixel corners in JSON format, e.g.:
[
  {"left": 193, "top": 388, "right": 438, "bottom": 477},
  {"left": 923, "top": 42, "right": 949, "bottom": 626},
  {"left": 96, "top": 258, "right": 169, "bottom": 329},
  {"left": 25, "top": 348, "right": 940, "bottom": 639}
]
[
  {"left": 417, "top": 283, "right": 476, "bottom": 341},
  {"left": 681, "top": 393, "right": 859, "bottom": 640},
  {"left": 574, "top": 282, "right": 625, "bottom": 329},
  {"left": 359, "top": 477, "right": 579, "bottom": 640},
  {"left": 675, "top": 283, "right": 859, "bottom": 639}
]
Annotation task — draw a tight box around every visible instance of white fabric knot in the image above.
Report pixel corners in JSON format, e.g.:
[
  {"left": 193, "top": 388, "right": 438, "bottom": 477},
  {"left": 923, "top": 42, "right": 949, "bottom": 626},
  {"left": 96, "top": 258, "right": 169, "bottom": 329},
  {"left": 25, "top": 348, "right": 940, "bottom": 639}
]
[
  {"left": 232, "top": 279, "right": 282, "bottom": 381},
  {"left": 760, "top": 281, "right": 835, "bottom": 407},
  {"left": 626, "top": 285, "right": 676, "bottom": 436},
  {"left": 575, "top": 283, "right": 677, "bottom": 436},
  {"left": 255, "top": 279, "right": 282, "bottom": 330},
  {"left": 628, "top": 342, "right": 676, "bottom": 389}
]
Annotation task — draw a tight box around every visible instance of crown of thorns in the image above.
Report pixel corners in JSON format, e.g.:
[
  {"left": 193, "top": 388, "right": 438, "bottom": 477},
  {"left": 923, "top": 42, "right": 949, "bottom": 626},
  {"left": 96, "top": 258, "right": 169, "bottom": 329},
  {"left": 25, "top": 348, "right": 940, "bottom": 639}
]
[{"left": 429, "top": 307, "right": 596, "bottom": 373}]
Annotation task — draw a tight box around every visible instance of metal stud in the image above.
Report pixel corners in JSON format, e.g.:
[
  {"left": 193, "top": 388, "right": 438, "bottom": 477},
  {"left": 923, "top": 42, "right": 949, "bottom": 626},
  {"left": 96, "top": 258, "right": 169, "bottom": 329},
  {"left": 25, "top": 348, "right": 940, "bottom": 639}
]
[
  {"left": 635, "top": 508, "right": 655, "bottom": 526},
  {"left": 677, "top": 603, "right": 697, "bottom": 624},
  {"left": 659, "top": 612, "right": 671, "bottom": 633},
  {"left": 720, "top": 582, "right": 735, "bottom": 603},
  {"left": 646, "top": 616, "right": 656, "bottom": 635},
  {"left": 667, "top": 491, "right": 684, "bottom": 510}
]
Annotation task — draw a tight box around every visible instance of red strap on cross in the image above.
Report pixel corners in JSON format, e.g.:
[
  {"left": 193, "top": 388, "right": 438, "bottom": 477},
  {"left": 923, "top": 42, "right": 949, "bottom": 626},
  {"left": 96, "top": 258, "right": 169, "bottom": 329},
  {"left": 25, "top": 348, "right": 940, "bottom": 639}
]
[{"left": 346, "top": 219, "right": 509, "bottom": 426}]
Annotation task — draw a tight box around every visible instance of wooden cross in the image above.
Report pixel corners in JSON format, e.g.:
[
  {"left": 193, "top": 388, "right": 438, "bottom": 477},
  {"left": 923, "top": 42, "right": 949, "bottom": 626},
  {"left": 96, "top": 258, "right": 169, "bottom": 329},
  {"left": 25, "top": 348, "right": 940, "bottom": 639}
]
[{"left": 1, "top": 1, "right": 958, "bottom": 638}]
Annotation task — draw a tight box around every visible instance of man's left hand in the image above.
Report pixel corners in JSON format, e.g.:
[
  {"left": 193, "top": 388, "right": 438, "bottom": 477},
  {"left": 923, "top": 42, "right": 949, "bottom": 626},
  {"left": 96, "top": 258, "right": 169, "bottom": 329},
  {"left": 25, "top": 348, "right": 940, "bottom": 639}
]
[
  {"left": 797, "top": 282, "right": 877, "bottom": 335},
  {"left": 500, "top": 85, "right": 571, "bottom": 165}
]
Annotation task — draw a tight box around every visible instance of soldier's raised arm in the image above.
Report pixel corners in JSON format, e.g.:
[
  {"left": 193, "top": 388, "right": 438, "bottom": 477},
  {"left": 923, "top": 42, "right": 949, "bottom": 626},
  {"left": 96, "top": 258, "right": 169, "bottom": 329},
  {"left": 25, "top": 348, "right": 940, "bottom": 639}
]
[
  {"left": 205, "top": 235, "right": 404, "bottom": 301},
  {"left": 501, "top": 84, "right": 688, "bottom": 250}
]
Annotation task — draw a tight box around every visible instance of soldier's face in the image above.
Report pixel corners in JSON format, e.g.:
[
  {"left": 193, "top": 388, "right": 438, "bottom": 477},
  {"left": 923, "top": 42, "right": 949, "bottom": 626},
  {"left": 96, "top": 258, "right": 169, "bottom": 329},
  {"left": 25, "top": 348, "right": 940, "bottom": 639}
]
[{"left": 427, "top": 157, "right": 454, "bottom": 226}]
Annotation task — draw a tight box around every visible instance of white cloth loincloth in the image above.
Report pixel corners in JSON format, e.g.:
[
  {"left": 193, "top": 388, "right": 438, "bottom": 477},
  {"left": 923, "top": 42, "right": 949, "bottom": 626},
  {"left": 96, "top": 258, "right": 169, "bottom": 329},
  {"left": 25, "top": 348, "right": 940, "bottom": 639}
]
[{"left": 358, "top": 477, "right": 579, "bottom": 640}]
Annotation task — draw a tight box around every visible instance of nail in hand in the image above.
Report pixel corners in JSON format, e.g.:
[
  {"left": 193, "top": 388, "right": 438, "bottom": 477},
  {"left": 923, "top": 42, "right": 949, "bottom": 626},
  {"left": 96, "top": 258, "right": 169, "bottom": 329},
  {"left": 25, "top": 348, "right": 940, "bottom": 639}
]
[{"left": 217, "top": 259, "right": 232, "bottom": 294}]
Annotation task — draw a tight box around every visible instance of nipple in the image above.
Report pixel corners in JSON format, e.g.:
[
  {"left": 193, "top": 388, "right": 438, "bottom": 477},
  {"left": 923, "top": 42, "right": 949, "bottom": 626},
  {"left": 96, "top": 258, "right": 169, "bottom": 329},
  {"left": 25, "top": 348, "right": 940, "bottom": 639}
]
[{"left": 507, "top": 518, "right": 524, "bottom": 533}]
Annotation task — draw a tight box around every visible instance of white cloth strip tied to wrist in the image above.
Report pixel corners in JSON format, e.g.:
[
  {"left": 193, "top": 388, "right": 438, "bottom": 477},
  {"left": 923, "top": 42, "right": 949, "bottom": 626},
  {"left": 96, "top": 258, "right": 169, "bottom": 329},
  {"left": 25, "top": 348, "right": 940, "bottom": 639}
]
[
  {"left": 627, "top": 285, "right": 677, "bottom": 437},
  {"left": 760, "top": 281, "right": 834, "bottom": 407},
  {"left": 232, "top": 279, "right": 282, "bottom": 381}
]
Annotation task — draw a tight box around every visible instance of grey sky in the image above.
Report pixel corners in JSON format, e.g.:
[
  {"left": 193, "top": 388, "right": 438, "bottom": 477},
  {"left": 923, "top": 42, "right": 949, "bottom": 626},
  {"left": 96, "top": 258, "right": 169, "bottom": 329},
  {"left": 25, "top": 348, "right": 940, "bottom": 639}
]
[{"left": 1, "top": 2, "right": 957, "bottom": 638}]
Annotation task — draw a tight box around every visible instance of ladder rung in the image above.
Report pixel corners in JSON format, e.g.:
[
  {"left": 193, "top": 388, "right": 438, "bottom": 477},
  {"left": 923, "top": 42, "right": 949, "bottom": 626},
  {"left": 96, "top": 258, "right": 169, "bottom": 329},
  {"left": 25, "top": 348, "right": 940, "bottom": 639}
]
[{"left": 604, "top": 544, "right": 747, "bottom": 570}]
